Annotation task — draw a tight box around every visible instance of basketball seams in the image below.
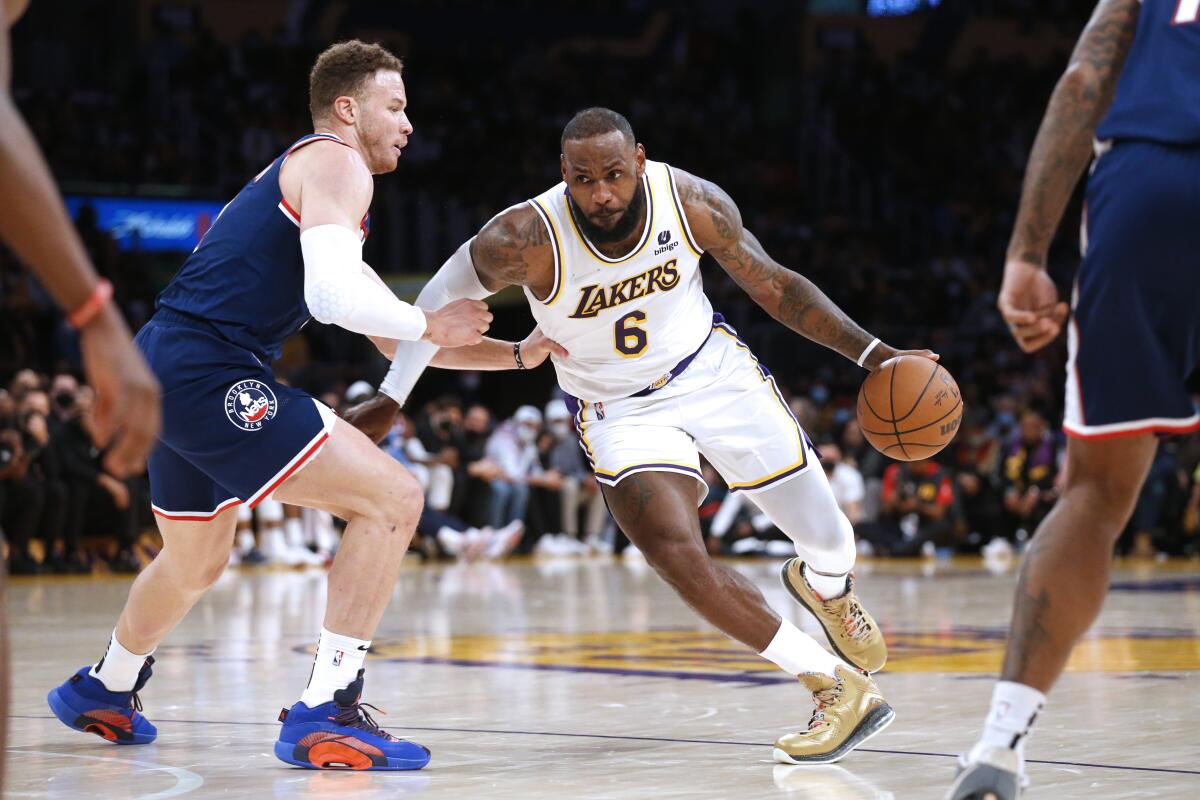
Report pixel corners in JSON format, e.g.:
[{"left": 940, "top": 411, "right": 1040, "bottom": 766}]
[
  {"left": 856, "top": 397, "right": 963, "bottom": 438},
  {"left": 859, "top": 378, "right": 890, "bottom": 423},
  {"left": 892, "top": 360, "right": 941, "bottom": 423},
  {"left": 887, "top": 361, "right": 910, "bottom": 460},
  {"left": 858, "top": 356, "right": 963, "bottom": 462}
]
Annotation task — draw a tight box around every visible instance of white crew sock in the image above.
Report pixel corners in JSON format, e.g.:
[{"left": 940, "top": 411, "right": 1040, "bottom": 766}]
[
  {"left": 975, "top": 680, "right": 1045, "bottom": 757},
  {"left": 299, "top": 627, "right": 370, "bottom": 707},
  {"left": 759, "top": 618, "right": 845, "bottom": 678},
  {"left": 803, "top": 564, "right": 849, "bottom": 600},
  {"left": 90, "top": 629, "right": 154, "bottom": 692}
]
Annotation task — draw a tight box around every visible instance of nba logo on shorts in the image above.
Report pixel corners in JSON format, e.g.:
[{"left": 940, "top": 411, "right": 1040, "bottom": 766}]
[{"left": 224, "top": 379, "right": 278, "bottom": 431}]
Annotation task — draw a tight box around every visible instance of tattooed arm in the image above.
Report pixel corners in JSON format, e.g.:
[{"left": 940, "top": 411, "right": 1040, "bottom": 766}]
[
  {"left": 470, "top": 204, "right": 557, "bottom": 297},
  {"left": 1000, "top": 0, "right": 1139, "bottom": 352},
  {"left": 1008, "top": 0, "right": 1139, "bottom": 266},
  {"left": 677, "top": 170, "right": 932, "bottom": 370},
  {"left": 348, "top": 206, "right": 560, "bottom": 443}
]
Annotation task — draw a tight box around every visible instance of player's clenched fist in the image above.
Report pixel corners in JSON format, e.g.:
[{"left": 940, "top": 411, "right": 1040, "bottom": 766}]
[
  {"left": 80, "top": 304, "right": 161, "bottom": 478},
  {"left": 997, "top": 259, "right": 1069, "bottom": 354},
  {"left": 422, "top": 298, "right": 492, "bottom": 347}
]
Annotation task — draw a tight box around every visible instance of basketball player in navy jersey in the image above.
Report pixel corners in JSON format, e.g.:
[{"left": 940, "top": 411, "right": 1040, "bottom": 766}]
[
  {"left": 948, "top": 2, "right": 1199, "bottom": 797},
  {"left": 45, "top": 40, "right": 561, "bottom": 771},
  {"left": 1, "top": 0, "right": 162, "bottom": 786}
]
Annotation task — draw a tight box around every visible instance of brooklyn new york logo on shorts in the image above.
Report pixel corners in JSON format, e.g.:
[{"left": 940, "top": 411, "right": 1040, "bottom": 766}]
[{"left": 224, "top": 379, "right": 277, "bottom": 431}]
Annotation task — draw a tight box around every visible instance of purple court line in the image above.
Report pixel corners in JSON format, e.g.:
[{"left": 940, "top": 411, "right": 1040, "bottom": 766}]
[{"left": 11, "top": 714, "right": 1200, "bottom": 778}]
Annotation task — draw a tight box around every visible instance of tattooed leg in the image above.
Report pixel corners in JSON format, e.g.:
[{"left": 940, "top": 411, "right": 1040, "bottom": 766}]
[
  {"left": 602, "top": 472, "right": 781, "bottom": 651},
  {"left": 999, "top": 433, "right": 1156, "bottom": 691}
]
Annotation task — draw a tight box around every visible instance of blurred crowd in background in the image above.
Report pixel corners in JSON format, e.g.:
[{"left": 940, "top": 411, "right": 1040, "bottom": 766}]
[{"left": 2, "top": 0, "right": 1199, "bottom": 574}]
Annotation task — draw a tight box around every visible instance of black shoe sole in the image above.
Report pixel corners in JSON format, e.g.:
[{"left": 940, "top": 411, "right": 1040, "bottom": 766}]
[{"left": 772, "top": 702, "right": 895, "bottom": 765}]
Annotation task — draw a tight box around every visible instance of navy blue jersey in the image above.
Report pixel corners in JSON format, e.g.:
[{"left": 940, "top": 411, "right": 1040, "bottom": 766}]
[
  {"left": 1096, "top": 0, "right": 1200, "bottom": 146},
  {"left": 156, "top": 133, "right": 369, "bottom": 360}
]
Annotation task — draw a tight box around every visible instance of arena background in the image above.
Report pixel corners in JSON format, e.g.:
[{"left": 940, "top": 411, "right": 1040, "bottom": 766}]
[{"left": 2, "top": 0, "right": 1198, "bottom": 568}]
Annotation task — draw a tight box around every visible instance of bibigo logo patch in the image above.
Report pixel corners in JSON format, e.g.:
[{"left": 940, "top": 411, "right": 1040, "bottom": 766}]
[{"left": 224, "top": 380, "right": 277, "bottom": 431}]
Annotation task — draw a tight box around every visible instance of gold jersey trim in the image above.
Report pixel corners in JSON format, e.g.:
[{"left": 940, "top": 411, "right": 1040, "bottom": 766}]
[
  {"left": 527, "top": 197, "right": 564, "bottom": 305},
  {"left": 563, "top": 173, "right": 655, "bottom": 265}
]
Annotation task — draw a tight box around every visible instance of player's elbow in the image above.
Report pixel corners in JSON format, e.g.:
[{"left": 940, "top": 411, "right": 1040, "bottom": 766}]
[
  {"left": 304, "top": 277, "right": 357, "bottom": 325},
  {"left": 1056, "top": 63, "right": 1106, "bottom": 112}
]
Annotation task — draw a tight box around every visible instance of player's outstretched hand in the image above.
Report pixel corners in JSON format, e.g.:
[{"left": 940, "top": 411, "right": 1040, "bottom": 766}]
[
  {"left": 862, "top": 344, "right": 939, "bottom": 371},
  {"left": 80, "top": 305, "right": 161, "bottom": 478},
  {"left": 517, "top": 326, "right": 568, "bottom": 369},
  {"left": 998, "top": 259, "right": 1070, "bottom": 353},
  {"left": 423, "top": 299, "right": 492, "bottom": 347},
  {"left": 341, "top": 392, "right": 400, "bottom": 445}
]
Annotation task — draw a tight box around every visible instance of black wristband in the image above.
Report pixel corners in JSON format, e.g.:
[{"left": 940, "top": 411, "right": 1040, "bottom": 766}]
[{"left": 514, "top": 342, "right": 527, "bottom": 370}]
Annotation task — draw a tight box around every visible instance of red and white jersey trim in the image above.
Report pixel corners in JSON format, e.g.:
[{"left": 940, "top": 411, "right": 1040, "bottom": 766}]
[
  {"left": 1064, "top": 415, "right": 1200, "bottom": 440},
  {"left": 152, "top": 401, "right": 337, "bottom": 521},
  {"left": 279, "top": 197, "right": 301, "bottom": 227},
  {"left": 275, "top": 133, "right": 368, "bottom": 240},
  {"left": 246, "top": 400, "right": 337, "bottom": 507},
  {"left": 1064, "top": 282, "right": 1200, "bottom": 439},
  {"left": 276, "top": 197, "right": 368, "bottom": 242},
  {"left": 152, "top": 496, "right": 241, "bottom": 522}
]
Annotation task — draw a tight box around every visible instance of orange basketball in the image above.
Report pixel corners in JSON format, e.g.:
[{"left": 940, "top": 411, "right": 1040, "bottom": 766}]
[{"left": 856, "top": 356, "right": 963, "bottom": 461}]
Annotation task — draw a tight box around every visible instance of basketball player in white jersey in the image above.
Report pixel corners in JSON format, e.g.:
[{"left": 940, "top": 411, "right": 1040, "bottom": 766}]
[{"left": 348, "top": 108, "right": 937, "bottom": 764}]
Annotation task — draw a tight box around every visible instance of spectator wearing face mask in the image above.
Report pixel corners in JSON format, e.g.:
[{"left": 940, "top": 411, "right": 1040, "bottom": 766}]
[
  {"left": 455, "top": 404, "right": 503, "bottom": 527},
  {"left": 537, "top": 399, "right": 608, "bottom": 556},
  {"left": 820, "top": 444, "right": 865, "bottom": 526},
  {"left": 384, "top": 410, "right": 455, "bottom": 513},
  {"left": 485, "top": 405, "right": 553, "bottom": 531}
]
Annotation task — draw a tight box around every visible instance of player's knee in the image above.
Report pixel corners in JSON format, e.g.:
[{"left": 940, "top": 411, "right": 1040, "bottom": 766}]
[
  {"left": 778, "top": 507, "right": 855, "bottom": 566},
  {"left": 637, "top": 530, "right": 706, "bottom": 575},
  {"left": 357, "top": 467, "right": 424, "bottom": 527},
  {"left": 168, "top": 551, "right": 228, "bottom": 594},
  {"left": 1062, "top": 464, "right": 1146, "bottom": 522}
]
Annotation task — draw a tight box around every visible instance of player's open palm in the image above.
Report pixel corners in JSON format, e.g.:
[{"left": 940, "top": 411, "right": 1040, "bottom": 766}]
[
  {"left": 424, "top": 299, "right": 492, "bottom": 347},
  {"left": 998, "top": 259, "right": 1069, "bottom": 353},
  {"left": 518, "top": 326, "right": 569, "bottom": 369}
]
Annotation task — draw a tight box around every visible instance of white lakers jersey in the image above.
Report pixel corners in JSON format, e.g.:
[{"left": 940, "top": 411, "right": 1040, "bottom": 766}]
[{"left": 524, "top": 160, "right": 714, "bottom": 402}]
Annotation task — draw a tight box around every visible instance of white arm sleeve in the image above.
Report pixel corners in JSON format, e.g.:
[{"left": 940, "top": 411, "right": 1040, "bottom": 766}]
[
  {"left": 301, "top": 224, "right": 427, "bottom": 341},
  {"left": 378, "top": 238, "right": 495, "bottom": 405}
]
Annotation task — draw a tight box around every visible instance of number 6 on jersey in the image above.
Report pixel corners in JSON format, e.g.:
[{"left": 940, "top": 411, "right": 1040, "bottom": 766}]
[{"left": 615, "top": 311, "right": 648, "bottom": 357}]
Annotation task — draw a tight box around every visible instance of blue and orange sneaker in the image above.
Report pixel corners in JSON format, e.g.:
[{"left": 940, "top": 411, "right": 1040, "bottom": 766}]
[
  {"left": 274, "top": 669, "right": 430, "bottom": 771},
  {"left": 47, "top": 657, "right": 157, "bottom": 744}
]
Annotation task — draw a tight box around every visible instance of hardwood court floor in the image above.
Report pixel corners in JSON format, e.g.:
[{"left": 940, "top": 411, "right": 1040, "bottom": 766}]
[{"left": 6, "top": 555, "right": 1200, "bottom": 798}]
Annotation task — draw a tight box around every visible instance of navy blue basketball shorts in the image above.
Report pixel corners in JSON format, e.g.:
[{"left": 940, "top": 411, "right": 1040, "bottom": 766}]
[
  {"left": 134, "top": 312, "right": 335, "bottom": 522},
  {"left": 1066, "top": 140, "right": 1200, "bottom": 440}
]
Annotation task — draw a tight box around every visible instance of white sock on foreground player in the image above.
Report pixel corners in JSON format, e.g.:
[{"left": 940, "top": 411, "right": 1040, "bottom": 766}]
[
  {"left": 972, "top": 681, "right": 1045, "bottom": 762},
  {"left": 91, "top": 630, "right": 154, "bottom": 692},
  {"left": 759, "top": 619, "right": 845, "bottom": 678},
  {"left": 299, "top": 627, "right": 372, "bottom": 707}
]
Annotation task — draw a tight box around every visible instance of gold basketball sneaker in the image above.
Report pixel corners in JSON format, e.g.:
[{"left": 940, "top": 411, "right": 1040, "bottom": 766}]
[
  {"left": 773, "top": 666, "right": 895, "bottom": 765},
  {"left": 781, "top": 558, "right": 887, "bottom": 673}
]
